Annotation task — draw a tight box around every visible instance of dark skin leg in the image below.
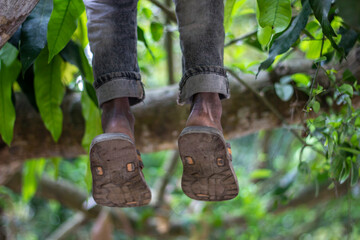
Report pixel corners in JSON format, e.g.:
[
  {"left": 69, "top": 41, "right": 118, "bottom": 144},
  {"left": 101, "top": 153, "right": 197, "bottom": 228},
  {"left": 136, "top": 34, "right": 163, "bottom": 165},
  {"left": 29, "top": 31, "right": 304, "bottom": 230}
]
[
  {"left": 101, "top": 92, "right": 223, "bottom": 141},
  {"left": 101, "top": 97, "right": 135, "bottom": 142}
]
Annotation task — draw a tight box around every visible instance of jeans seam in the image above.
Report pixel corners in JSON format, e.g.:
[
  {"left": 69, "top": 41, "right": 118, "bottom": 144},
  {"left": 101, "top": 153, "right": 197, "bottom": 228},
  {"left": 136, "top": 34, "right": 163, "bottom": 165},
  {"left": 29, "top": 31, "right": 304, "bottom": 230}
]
[
  {"left": 93, "top": 71, "right": 141, "bottom": 89},
  {"left": 179, "top": 66, "right": 227, "bottom": 88}
]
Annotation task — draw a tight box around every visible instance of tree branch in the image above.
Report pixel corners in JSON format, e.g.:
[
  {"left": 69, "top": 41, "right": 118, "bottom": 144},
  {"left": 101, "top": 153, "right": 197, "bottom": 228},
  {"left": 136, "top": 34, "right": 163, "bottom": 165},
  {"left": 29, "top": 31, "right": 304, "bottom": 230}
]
[
  {"left": 0, "top": 0, "right": 39, "bottom": 48},
  {"left": 46, "top": 213, "right": 87, "bottom": 240},
  {"left": 224, "top": 30, "right": 257, "bottom": 48},
  {"left": 0, "top": 48, "right": 359, "bottom": 184},
  {"left": 147, "top": 0, "right": 177, "bottom": 23},
  {"left": 152, "top": 150, "right": 179, "bottom": 207}
]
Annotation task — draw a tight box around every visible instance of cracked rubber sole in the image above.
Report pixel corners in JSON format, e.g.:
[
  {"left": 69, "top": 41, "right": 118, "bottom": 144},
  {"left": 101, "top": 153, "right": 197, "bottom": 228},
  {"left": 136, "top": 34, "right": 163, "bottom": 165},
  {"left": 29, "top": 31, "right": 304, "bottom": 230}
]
[
  {"left": 90, "top": 133, "right": 151, "bottom": 207},
  {"left": 178, "top": 126, "right": 239, "bottom": 201}
]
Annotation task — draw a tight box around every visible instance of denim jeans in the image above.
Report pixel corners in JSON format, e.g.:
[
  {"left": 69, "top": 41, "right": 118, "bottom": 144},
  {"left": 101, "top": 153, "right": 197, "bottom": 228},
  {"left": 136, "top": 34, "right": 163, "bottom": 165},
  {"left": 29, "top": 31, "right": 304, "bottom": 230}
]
[{"left": 84, "top": 0, "right": 229, "bottom": 106}]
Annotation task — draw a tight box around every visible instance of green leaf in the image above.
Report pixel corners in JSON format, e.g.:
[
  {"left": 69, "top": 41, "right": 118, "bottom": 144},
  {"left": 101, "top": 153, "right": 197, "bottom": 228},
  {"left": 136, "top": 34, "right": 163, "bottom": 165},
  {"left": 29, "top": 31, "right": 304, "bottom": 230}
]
[
  {"left": 224, "top": 0, "right": 236, "bottom": 32},
  {"left": 150, "top": 22, "right": 164, "bottom": 42},
  {"left": 0, "top": 44, "right": 21, "bottom": 145},
  {"left": 309, "top": 0, "right": 341, "bottom": 53},
  {"left": 81, "top": 90, "right": 102, "bottom": 152},
  {"left": 342, "top": 69, "right": 357, "bottom": 83},
  {"left": 47, "top": 0, "right": 85, "bottom": 62},
  {"left": 137, "top": 26, "right": 154, "bottom": 59},
  {"left": 339, "top": 83, "right": 353, "bottom": 97},
  {"left": 312, "top": 101, "right": 320, "bottom": 113},
  {"left": 291, "top": 73, "right": 310, "bottom": 87},
  {"left": 258, "top": 0, "right": 311, "bottom": 72},
  {"left": 50, "top": 157, "right": 61, "bottom": 180},
  {"left": 250, "top": 169, "right": 273, "bottom": 179},
  {"left": 257, "top": 0, "right": 292, "bottom": 33},
  {"left": 298, "top": 161, "right": 310, "bottom": 175},
  {"left": 314, "top": 56, "right": 327, "bottom": 63},
  {"left": 81, "top": 91, "right": 100, "bottom": 193},
  {"left": 60, "top": 41, "right": 85, "bottom": 77},
  {"left": 60, "top": 41, "right": 97, "bottom": 106},
  {"left": 257, "top": 26, "right": 273, "bottom": 46},
  {"left": 0, "top": 43, "right": 19, "bottom": 65},
  {"left": 20, "top": 0, "right": 53, "bottom": 73},
  {"left": 351, "top": 161, "right": 359, "bottom": 186},
  {"left": 339, "top": 162, "right": 350, "bottom": 184},
  {"left": 72, "top": 11, "right": 89, "bottom": 49},
  {"left": 85, "top": 156, "right": 92, "bottom": 194},
  {"left": 338, "top": 27, "right": 359, "bottom": 57},
  {"left": 22, "top": 158, "right": 46, "bottom": 202},
  {"left": 34, "top": 48, "right": 65, "bottom": 142},
  {"left": 274, "top": 83, "right": 294, "bottom": 101}
]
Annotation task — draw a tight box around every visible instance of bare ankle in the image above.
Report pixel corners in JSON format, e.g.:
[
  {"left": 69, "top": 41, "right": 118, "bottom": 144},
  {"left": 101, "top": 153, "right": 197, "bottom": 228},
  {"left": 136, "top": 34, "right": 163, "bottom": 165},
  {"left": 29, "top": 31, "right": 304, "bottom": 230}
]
[
  {"left": 186, "top": 93, "right": 223, "bottom": 131},
  {"left": 101, "top": 98, "right": 135, "bottom": 140}
]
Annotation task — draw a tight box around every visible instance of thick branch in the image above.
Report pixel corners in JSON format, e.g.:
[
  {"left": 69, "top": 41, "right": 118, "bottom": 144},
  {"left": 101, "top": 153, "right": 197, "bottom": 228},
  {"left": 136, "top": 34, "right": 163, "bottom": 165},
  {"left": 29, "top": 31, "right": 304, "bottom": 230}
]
[
  {"left": 0, "top": 49, "right": 360, "bottom": 184},
  {"left": 0, "top": 0, "right": 39, "bottom": 48}
]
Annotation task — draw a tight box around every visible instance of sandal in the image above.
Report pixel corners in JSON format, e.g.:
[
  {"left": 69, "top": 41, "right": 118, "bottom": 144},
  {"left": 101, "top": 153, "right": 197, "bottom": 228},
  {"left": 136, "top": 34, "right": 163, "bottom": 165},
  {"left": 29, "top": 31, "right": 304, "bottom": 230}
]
[
  {"left": 90, "top": 133, "right": 151, "bottom": 207},
  {"left": 178, "top": 126, "right": 239, "bottom": 201}
]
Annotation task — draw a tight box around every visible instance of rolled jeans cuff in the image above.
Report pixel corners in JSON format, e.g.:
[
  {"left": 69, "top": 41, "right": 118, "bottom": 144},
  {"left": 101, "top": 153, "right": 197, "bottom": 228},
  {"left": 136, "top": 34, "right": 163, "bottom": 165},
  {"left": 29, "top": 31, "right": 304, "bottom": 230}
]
[
  {"left": 94, "top": 72, "right": 144, "bottom": 106},
  {"left": 177, "top": 66, "right": 230, "bottom": 105}
]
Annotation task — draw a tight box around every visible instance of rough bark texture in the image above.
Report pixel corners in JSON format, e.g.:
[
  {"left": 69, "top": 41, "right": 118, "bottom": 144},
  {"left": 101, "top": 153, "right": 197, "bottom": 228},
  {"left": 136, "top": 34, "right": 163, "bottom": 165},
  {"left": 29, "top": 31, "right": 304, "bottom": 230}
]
[
  {"left": 0, "top": 49, "right": 360, "bottom": 184},
  {"left": 0, "top": 0, "right": 39, "bottom": 48}
]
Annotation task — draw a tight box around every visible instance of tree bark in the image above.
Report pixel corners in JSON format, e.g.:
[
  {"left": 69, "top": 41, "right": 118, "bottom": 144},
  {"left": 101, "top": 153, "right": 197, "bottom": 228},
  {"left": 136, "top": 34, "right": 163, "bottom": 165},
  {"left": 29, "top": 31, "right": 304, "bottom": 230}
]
[
  {"left": 0, "top": 0, "right": 39, "bottom": 48},
  {"left": 0, "top": 49, "right": 360, "bottom": 184}
]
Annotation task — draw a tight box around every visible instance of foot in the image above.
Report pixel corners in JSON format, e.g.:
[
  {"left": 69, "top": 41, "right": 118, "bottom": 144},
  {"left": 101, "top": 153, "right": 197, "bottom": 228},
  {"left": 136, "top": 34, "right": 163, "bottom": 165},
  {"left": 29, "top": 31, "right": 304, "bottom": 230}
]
[
  {"left": 101, "top": 98, "right": 135, "bottom": 142},
  {"left": 186, "top": 92, "right": 223, "bottom": 132}
]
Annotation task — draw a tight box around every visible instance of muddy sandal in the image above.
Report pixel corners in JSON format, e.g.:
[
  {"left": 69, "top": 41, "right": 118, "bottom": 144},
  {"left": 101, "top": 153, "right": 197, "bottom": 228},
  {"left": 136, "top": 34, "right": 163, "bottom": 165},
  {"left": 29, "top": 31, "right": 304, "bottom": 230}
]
[
  {"left": 90, "top": 133, "right": 151, "bottom": 207},
  {"left": 178, "top": 126, "right": 239, "bottom": 201}
]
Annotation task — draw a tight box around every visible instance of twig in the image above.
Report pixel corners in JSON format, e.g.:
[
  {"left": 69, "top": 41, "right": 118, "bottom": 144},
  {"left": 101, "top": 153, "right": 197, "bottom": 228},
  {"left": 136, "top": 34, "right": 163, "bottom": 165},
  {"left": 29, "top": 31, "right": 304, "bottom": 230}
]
[
  {"left": 306, "top": 36, "right": 325, "bottom": 108},
  {"left": 225, "top": 30, "right": 257, "bottom": 47},
  {"left": 302, "top": 29, "right": 315, "bottom": 40},
  {"left": 147, "top": 0, "right": 177, "bottom": 23},
  {"left": 226, "top": 68, "right": 324, "bottom": 156},
  {"left": 46, "top": 212, "right": 87, "bottom": 240},
  {"left": 153, "top": 150, "right": 179, "bottom": 207}
]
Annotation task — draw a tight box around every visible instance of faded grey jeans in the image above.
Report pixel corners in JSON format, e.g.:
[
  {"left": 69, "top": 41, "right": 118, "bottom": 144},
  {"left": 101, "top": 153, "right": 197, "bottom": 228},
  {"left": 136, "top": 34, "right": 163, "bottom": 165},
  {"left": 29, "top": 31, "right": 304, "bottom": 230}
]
[{"left": 84, "top": 0, "right": 229, "bottom": 106}]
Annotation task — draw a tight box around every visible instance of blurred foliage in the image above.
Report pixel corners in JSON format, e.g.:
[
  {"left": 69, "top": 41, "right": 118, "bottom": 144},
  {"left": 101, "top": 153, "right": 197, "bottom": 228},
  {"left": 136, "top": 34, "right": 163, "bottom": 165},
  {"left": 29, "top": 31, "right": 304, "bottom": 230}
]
[{"left": 0, "top": 0, "right": 360, "bottom": 238}]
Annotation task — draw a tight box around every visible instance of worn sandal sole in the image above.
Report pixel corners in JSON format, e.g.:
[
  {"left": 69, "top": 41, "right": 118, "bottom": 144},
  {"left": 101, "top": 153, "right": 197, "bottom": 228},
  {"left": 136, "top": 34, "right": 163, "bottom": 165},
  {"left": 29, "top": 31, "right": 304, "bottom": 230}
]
[
  {"left": 90, "top": 133, "right": 151, "bottom": 207},
  {"left": 178, "top": 126, "right": 239, "bottom": 201}
]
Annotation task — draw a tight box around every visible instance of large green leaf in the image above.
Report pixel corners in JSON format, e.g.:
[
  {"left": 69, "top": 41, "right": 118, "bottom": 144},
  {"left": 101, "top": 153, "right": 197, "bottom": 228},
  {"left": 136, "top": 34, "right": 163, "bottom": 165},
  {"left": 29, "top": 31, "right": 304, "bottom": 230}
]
[
  {"left": 81, "top": 90, "right": 101, "bottom": 194},
  {"left": 81, "top": 90, "right": 102, "bottom": 153},
  {"left": 309, "top": 0, "right": 341, "bottom": 52},
  {"left": 72, "top": 11, "right": 89, "bottom": 49},
  {"left": 150, "top": 22, "right": 164, "bottom": 42},
  {"left": 338, "top": 27, "right": 359, "bottom": 57},
  {"left": 61, "top": 41, "right": 97, "bottom": 106},
  {"left": 257, "top": 0, "right": 292, "bottom": 33},
  {"left": 47, "top": 0, "right": 85, "bottom": 62},
  {"left": 0, "top": 43, "right": 18, "bottom": 65},
  {"left": 34, "top": 48, "right": 65, "bottom": 142},
  {"left": 258, "top": 0, "right": 312, "bottom": 72},
  {"left": 224, "top": 0, "right": 237, "bottom": 32},
  {"left": 137, "top": 26, "right": 155, "bottom": 59},
  {"left": 22, "top": 158, "right": 46, "bottom": 202},
  {"left": 0, "top": 44, "right": 21, "bottom": 145},
  {"left": 20, "top": 0, "right": 53, "bottom": 73}
]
